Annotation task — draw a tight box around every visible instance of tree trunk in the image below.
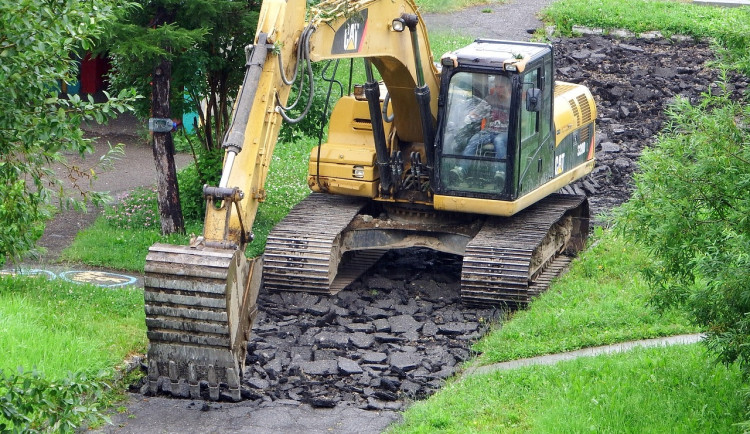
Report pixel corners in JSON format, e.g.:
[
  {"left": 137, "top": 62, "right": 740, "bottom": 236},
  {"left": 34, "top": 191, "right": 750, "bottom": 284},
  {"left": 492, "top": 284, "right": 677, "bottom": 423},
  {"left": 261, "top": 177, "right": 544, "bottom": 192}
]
[{"left": 152, "top": 58, "right": 185, "bottom": 235}]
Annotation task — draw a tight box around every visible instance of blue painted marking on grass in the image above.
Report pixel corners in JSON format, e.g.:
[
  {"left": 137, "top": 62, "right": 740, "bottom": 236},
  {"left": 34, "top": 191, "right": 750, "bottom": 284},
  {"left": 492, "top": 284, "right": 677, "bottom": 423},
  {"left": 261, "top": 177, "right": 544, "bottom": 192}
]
[
  {"left": 0, "top": 269, "right": 56, "bottom": 279},
  {"left": 2, "top": 268, "right": 139, "bottom": 288},
  {"left": 59, "top": 270, "right": 138, "bottom": 288}
]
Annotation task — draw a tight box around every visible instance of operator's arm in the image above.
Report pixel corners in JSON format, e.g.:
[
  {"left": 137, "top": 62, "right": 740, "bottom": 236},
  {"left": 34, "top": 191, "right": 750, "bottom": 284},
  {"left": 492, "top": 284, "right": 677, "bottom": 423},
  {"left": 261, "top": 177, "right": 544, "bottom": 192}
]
[{"left": 464, "top": 99, "right": 491, "bottom": 124}]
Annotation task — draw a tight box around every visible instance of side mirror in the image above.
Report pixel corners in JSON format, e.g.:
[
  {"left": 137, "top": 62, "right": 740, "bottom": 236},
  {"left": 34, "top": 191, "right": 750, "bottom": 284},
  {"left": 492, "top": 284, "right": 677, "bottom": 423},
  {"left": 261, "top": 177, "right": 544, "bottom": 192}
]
[{"left": 526, "top": 88, "right": 542, "bottom": 112}]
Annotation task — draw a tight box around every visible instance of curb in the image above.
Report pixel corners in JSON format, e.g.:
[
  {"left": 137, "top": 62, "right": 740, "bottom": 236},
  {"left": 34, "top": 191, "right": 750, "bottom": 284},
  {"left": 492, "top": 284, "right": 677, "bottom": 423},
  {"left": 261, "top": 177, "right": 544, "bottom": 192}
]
[{"left": 463, "top": 334, "right": 704, "bottom": 377}]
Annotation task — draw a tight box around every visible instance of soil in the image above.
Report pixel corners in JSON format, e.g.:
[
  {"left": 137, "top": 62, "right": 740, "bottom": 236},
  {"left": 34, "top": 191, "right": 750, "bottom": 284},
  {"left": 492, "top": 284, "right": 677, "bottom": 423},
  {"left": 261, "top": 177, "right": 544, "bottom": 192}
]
[{"left": 31, "top": 1, "right": 748, "bottom": 433}]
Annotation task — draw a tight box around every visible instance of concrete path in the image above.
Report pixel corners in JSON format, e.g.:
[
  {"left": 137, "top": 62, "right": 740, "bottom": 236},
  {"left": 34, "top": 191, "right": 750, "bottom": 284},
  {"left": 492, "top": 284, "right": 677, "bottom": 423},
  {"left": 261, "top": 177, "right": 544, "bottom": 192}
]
[
  {"left": 693, "top": 0, "right": 750, "bottom": 6},
  {"left": 463, "top": 334, "right": 704, "bottom": 377},
  {"left": 421, "top": 0, "right": 555, "bottom": 42},
  {"left": 99, "top": 399, "right": 401, "bottom": 434}
]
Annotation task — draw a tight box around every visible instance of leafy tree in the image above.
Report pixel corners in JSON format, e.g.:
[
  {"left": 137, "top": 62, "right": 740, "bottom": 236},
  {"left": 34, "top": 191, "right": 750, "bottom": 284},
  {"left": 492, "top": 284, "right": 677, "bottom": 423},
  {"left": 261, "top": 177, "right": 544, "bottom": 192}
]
[
  {"left": 617, "top": 83, "right": 750, "bottom": 373},
  {"left": 0, "top": 0, "right": 134, "bottom": 265},
  {"left": 106, "top": 0, "right": 261, "bottom": 232},
  {"left": 108, "top": 0, "right": 259, "bottom": 151}
]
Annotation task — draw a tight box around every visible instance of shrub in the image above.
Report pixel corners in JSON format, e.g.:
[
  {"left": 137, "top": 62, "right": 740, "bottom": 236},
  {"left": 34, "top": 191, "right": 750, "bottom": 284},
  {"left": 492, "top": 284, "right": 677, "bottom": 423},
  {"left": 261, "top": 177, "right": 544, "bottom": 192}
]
[
  {"left": 0, "top": 369, "right": 111, "bottom": 432},
  {"left": 616, "top": 85, "right": 750, "bottom": 374},
  {"left": 177, "top": 148, "right": 223, "bottom": 224},
  {"left": 103, "top": 187, "right": 159, "bottom": 230}
]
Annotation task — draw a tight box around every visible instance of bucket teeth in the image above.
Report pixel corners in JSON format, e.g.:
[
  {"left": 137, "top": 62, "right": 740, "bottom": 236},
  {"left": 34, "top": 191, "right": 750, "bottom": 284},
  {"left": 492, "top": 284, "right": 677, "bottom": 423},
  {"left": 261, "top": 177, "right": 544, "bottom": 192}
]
[{"left": 144, "top": 244, "right": 261, "bottom": 400}]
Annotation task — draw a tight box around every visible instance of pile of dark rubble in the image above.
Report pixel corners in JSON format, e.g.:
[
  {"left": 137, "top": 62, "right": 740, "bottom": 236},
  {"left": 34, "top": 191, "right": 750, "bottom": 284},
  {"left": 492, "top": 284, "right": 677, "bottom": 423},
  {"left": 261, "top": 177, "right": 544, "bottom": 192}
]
[
  {"left": 242, "top": 249, "right": 499, "bottom": 410},
  {"left": 555, "top": 35, "right": 747, "bottom": 218},
  {"left": 135, "top": 35, "right": 748, "bottom": 409}
]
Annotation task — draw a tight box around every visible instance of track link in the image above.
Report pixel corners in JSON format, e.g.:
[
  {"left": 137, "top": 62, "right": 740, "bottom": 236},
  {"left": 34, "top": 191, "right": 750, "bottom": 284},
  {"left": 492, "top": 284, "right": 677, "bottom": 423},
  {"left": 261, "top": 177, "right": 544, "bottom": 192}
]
[
  {"left": 263, "top": 193, "right": 380, "bottom": 294},
  {"left": 144, "top": 244, "right": 261, "bottom": 400},
  {"left": 461, "top": 194, "right": 588, "bottom": 306}
]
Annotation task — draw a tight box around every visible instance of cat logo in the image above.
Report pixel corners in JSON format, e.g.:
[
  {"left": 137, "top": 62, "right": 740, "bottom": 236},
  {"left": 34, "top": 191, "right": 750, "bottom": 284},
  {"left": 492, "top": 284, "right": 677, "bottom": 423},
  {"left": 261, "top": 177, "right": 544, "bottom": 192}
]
[
  {"left": 555, "top": 153, "right": 565, "bottom": 175},
  {"left": 332, "top": 10, "right": 368, "bottom": 54},
  {"left": 344, "top": 22, "right": 361, "bottom": 51}
]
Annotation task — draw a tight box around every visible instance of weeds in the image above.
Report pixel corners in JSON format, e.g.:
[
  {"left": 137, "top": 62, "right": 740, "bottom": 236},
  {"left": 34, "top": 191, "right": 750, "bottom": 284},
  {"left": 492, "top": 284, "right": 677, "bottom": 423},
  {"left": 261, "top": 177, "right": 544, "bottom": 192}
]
[
  {"left": 0, "top": 369, "right": 112, "bottom": 433},
  {"left": 104, "top": 187, "right": 159, "bottom": 230}
]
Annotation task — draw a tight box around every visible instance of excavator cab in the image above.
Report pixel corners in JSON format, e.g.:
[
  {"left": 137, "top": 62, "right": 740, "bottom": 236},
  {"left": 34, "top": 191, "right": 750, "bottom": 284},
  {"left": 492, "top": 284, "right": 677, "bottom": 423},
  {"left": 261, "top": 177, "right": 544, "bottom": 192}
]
[
  {"left": 437, "top": 71, "right": 512, "bottom": 196},
  {"left": 434, "top": 39, "right": 556, "bottom": 204}
]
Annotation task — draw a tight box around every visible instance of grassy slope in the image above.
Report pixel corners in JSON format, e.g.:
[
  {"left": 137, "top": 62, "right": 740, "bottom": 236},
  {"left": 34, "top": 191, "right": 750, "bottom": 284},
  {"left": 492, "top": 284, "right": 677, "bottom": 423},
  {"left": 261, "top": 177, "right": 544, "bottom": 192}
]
[
  {"left": 393, "top": 345, "right": 744, "bottom": 433},
  {"left": 472, "top": 232, "right": 698, "bottom": 364}
]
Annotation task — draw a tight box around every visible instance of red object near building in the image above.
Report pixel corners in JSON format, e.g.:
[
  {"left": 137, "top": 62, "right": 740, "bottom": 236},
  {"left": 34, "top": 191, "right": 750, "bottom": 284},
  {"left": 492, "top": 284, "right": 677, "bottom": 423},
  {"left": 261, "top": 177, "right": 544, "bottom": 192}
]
[{"left": 79, "top": 53, "right": 110, "bottom": 95}]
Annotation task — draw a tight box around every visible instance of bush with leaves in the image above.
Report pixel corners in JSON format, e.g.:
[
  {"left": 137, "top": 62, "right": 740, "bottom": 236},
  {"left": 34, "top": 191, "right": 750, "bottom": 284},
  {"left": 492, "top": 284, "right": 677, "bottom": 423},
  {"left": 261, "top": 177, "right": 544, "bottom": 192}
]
[
  {"left": 0, "top": 0, "right": 135, "bottom": 265},
  {"left": 177, "top": 147, "right": 224, "bottom": 223},
  {"left": 104, "top": 187, "right": 160, "bottom": 230},
  {"left": 616, "top": 83, "right": 750, "bottom": 373},
  {"left": 0, "top": 368, "right": 111, "bottom": 432}
]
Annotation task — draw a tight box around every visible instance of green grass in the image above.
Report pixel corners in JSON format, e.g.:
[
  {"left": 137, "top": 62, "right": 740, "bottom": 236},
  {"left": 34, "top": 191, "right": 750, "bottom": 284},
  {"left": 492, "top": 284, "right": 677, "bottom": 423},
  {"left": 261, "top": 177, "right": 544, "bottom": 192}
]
[
  {"left": 543, "top": 0, "right": 750, "bottom": 73},
  {"left": 472, "top": 230, "right": 699, "bottom": 364},
  {"left": 0, "top": 275, "right": 146, "bottom": 380},
  {"left": 393, "top": 344, "right": 745, "bottom": 433},
  {"left": 246, "top": 136, "right": 319, "bottom": 257},
  {"left": 62, "top": 136, "right": 319, "bottom": 267},
  {"left": 428, "top": 31, "right": 474, "bottom": 60},
  {"left": 60, "top": 219, "right": 198, "bottom": 272}
]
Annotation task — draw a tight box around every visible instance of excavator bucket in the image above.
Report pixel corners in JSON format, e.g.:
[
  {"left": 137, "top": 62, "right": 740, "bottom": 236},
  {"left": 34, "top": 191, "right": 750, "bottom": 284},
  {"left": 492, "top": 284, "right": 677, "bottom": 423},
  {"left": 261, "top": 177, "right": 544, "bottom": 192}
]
[{"left": 143, "top": 244, "right": 261, "bottom": 401}]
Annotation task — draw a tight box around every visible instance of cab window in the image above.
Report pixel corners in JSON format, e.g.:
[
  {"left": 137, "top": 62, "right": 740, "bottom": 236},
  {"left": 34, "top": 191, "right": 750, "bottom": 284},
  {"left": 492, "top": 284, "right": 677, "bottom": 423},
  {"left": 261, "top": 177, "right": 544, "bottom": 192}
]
[{"left": 439, "top": 71, "right": 511, "bottom": 195}]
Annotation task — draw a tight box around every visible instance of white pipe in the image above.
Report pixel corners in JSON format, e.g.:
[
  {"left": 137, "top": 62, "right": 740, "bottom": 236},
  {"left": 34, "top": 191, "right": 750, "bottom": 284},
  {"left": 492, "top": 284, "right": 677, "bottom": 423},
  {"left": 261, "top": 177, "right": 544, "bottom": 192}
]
[{"left": 219, "top": 151, "right": 237, "bottom": 188}]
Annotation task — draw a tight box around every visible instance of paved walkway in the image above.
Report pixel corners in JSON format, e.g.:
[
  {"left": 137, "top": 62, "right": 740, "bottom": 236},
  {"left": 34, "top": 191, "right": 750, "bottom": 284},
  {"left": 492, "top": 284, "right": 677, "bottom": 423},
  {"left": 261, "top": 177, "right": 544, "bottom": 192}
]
[{"left": 463, "top": 334, "right": 704, "bottom": 377}]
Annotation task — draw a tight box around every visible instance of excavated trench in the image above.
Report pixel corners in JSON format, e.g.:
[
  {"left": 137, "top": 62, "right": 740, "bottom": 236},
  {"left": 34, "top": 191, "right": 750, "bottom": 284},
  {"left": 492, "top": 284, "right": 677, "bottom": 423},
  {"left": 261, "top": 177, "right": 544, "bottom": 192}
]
[{"left": 135, "top": 35, "right": 748, "bottom": 410}]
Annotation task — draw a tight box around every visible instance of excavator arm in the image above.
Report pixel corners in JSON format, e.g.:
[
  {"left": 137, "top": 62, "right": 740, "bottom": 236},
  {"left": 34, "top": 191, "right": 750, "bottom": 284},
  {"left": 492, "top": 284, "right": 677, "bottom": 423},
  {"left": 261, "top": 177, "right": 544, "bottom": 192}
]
[
  {"left": 210, "top": 0, "right": 441, "bottom": 247},
  {"left": 143, "top": 0, "right": 440, "bottom": 400}
]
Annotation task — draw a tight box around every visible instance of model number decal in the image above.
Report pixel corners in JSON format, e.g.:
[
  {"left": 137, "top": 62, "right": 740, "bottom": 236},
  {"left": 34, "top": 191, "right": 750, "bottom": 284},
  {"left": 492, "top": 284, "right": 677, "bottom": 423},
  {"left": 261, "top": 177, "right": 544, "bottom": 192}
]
[
  {"left": 555, "top": 153, "right": 565, "bottom": 175},
  {"left": 577, "top": 141, "right": 586, "bottom": 156}
]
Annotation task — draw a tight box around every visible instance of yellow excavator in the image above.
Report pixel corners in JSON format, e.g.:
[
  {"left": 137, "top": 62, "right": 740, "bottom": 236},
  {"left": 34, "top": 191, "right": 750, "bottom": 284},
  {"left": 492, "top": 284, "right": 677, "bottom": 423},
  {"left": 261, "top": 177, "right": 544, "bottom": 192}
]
[{"left": 144, "top": 0, "right": 596, "bottom": 400}]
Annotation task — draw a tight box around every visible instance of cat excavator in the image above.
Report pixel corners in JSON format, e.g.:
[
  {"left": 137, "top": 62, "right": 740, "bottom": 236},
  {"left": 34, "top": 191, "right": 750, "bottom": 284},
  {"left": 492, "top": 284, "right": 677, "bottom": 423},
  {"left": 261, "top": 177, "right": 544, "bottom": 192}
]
[{"left": 143, "top": 0, "right": 596, "bottom": 400}]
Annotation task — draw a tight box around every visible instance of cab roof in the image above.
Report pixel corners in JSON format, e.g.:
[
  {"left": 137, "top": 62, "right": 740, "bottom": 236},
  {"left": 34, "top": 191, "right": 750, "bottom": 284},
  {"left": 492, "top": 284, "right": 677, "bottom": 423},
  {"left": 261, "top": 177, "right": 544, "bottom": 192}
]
[{"left": 442, "top": 39, "right": 551, "bottom": 73}]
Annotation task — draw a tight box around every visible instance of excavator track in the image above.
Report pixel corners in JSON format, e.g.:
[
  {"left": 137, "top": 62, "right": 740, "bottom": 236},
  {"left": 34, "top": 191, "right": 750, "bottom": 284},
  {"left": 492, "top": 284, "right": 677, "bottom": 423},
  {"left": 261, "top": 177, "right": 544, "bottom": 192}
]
[
  {"left": 263, "top": 193, "right": 386, "bottom": 294},
  {"left": 144, "top": 244, "right": 261, "bottom": 401},
  {"left": 263, "top": 193, "right": 587, "bottom": 307},
  {"left": 460, "top": 194, "right": 589, "bottom": 306}
]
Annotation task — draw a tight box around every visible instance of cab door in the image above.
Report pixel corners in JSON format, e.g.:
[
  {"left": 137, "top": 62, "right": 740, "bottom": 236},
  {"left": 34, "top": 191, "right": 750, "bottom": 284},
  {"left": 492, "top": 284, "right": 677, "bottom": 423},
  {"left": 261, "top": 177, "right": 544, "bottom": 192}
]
[{"left": 516, "top": 54, "right": 554, "bottom": 197}]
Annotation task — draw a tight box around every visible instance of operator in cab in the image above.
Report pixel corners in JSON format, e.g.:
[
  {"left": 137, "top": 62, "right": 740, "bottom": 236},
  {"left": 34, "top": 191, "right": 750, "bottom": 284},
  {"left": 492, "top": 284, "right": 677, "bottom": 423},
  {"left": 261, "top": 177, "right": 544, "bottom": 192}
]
[
  {"left": 450, "top": 75, "right": 511, "bottom": 182},
  {"left": 463, "top": 76, "right": 511, "bottom": 159}
]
